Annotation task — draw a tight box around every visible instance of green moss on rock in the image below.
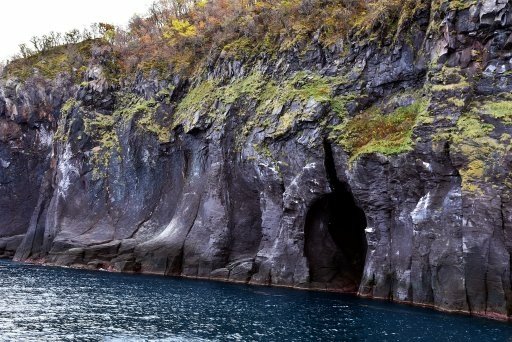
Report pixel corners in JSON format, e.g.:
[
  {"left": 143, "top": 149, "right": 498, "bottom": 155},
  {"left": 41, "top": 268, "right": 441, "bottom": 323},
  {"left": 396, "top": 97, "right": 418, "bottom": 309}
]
[
  {"left": 338, "top": 100, "right": 427, "bottom": 162},
  {"left": 451, "top": 103, "right": 509, "bottom": 194},
  {"left": 483, "top": 101, "right": 512, "bottom": 124},
  {"left": 113, "top": 93, "right": 170, "bottom": 142},
  {"left": 173, "top": 71, "right": 348, "bottom": 136}
]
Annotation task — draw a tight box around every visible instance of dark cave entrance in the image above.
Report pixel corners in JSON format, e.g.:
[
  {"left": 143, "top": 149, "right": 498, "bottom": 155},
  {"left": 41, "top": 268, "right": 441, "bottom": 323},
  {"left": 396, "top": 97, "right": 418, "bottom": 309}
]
[
  {"left": 304, "top": 187, "right": 368, "bottom": 292},
  {"left": 305, "top": 142, "right": 368, "bottom": 292}
]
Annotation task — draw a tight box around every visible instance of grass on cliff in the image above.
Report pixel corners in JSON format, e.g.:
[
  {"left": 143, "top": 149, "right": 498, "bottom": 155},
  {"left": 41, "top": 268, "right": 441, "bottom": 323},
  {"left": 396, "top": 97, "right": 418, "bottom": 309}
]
[
  {"left": 4, "top": 40, "right": 97, "bottom": 81},
  {"left": 337, "top": 100, "right": 427, "bottom": 162},
  {"left": 354, "top": 0, "right": 428, "bottom": 40}
]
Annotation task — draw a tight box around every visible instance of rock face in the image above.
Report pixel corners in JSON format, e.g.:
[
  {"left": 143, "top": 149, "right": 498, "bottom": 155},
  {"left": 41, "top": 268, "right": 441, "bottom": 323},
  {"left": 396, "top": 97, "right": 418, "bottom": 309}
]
[
  {"left": 2, "top": 0, "right": 512, "bottom": 320},
  {"left": 0, "top": 76, "right": 74, "bottom": 258}
]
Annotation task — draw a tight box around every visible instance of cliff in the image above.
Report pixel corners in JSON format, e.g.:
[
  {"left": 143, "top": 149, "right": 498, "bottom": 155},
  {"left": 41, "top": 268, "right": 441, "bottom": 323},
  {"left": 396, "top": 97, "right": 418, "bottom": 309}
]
[{"left": 1, "top": 0, "right": 512, "bottom": 320}]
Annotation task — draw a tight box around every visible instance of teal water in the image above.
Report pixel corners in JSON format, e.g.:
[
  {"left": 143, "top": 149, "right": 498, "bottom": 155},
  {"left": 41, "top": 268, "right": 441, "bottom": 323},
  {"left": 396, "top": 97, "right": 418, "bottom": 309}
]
[{"left": 0, "top": 260, "right": 512, "bottom": 341}]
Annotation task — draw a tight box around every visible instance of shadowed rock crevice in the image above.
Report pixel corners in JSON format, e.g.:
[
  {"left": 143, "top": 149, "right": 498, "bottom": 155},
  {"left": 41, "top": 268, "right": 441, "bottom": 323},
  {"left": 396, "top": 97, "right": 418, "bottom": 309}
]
[{"left": 304, "top": 141, "right": 367, "bottom": 292}]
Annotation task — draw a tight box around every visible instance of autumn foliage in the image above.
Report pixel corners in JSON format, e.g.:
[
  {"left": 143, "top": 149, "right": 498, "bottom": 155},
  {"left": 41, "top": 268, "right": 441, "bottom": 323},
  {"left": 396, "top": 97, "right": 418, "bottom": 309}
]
[
  {"left": 4, "top": 0, "right": 428, "bottom": 79},
  {"left": 109, "top": 0, "right": 364, "bottom": 74}
]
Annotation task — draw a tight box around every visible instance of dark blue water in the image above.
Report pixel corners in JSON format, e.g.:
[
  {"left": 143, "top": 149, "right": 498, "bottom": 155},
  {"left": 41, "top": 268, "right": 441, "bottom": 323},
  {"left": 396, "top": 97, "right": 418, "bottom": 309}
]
[{"left": 1, "top": 260, "right": 512, "bottom": 341}]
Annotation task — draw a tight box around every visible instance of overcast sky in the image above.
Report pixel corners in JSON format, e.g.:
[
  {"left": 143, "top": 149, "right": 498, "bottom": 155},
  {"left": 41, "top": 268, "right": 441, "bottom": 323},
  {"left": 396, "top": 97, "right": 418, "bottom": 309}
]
[{"left": 0, "top": 0, "right": 155, "bottom": 62}]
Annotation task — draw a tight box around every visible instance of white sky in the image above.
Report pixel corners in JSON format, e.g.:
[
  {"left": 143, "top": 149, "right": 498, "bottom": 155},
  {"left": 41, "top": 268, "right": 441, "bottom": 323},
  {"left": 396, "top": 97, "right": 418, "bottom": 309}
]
[{"left": 0, "top": 0, "right": 155, "bottom": 62}]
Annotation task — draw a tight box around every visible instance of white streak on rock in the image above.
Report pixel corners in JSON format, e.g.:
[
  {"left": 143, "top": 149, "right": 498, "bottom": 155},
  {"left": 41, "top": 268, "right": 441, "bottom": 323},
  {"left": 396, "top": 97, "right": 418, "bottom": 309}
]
[
  {"left": 38, "top": 126, "right": 53, "bottom": 148},
  {"left": 411, "top": 192, "right": 431, "bottom": 225},
  {"left": 422, "top": 161, "right": 432, "bottom": 172},
  {"left": 57, "top": 144, "right": 79, "bottom": 198}
]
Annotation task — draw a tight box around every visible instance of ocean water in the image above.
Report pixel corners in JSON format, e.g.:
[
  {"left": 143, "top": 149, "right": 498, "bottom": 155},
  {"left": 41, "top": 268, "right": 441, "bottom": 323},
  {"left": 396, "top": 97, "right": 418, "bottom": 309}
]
[{"left": 0, "top": 259, "right": 511, "bottom": 341}]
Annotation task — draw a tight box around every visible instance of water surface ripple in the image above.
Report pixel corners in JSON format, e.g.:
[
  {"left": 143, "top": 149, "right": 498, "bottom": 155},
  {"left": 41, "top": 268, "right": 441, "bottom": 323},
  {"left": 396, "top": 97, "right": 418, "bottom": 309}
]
[{"left": 1, "top": 260, "right": 512, "bottom": 341}]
